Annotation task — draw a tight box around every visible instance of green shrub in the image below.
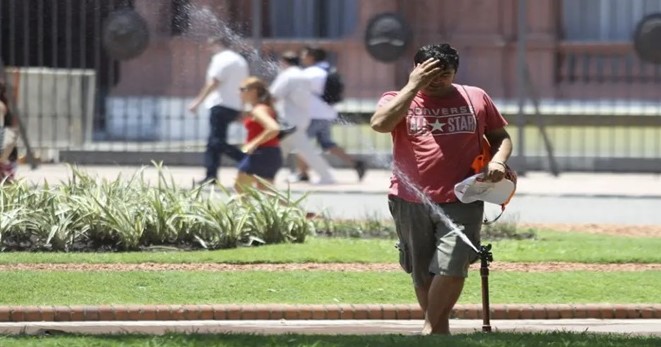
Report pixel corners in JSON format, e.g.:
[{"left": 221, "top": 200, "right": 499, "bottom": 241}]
[
  {"left": 0, "top": 163, "right": 315, "bottom": 252},
  {"left": 313, "top": 212, "right": 397, "bottom": 239}
]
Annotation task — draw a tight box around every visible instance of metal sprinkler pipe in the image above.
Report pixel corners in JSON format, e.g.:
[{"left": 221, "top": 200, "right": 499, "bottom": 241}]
[{"left": 479, "top": 243, "right": 494, "bottom": 333}]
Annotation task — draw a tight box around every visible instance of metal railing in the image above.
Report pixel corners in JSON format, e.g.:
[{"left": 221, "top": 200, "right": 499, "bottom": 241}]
[{"left": 0, "top": 0, "right": 659, "bottom": 173}]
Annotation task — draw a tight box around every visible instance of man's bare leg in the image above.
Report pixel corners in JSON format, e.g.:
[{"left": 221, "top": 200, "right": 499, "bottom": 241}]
[
  {"left": 327, "top": 146, "right": 354, "bottom": 166},
  {"left": 426, "top": 275, "right": 465, "bottom": 335},
  {"left": 328, "top": 145, "right": 367, "bottom": 181},
  {"left": 414, "top": 277, "right": 433, "bottom": 335}
]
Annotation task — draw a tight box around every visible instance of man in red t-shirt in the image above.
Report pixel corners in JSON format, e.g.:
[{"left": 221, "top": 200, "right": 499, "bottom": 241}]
[{"left": 370, "top": 43, "right": 513, "bottom": 335}]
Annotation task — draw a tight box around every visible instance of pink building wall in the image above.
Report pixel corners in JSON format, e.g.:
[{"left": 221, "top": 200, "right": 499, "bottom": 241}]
[{"left": 112, "top": 0, "right": 647, "bottom": 101}]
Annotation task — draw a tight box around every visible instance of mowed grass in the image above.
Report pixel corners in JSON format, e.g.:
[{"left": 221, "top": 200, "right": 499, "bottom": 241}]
[
  {"left": 334, "top": 123, "right": 661, "bottom": 157},
  {"left": 2, "top": 270, "right": 659, "bottom": 305},
  {"left": 491, "top": 230, "right": 661, "bottom": 263},
  {"left": 0, "top": 231, "right": 659, "bottom": 264},
  {"left": 2, "top": 332, "right": 661, "bottom": 347},
  {"left": 0, "top": 230, "right": 658, "bottom": 306}
]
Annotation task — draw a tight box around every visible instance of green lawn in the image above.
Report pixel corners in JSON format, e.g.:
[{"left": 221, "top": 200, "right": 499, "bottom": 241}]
[
  {"left": 0, "top": 231, "right": 659, "bottom": 264},
  {"left": 1, "top": 332, "right": 660, "bottom": 347},
  {"left": 334, "top": 124, "right": 661, "bottom": 157},
  {"left": 3, "top": 270, "right": 659, "bottom": 305},
  {"left": 1, "top": 231, "right": 658, "bottom": 306},
  {"left": 491, "top": 230, "right": 661, "bottom": 263}
]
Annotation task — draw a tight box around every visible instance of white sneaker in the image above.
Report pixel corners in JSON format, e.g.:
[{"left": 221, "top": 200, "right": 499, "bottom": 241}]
[
  {"left": 312, "top": 177, "right": 337, "bottom": 185},
  {"left": 287, "top": 173, "right": 310, "bottom": 183}
]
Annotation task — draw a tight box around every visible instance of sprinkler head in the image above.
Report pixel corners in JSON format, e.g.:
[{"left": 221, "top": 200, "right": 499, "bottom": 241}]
[{"left": 479, "top": 244, "right": 493, "bottom": 263}]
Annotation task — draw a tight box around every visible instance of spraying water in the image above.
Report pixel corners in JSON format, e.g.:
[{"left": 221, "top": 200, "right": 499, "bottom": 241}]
[
  {"left": 184, "top": 4, "right": 281, "bottom": 81},
  {"left": 173, "top": 4, "right": 484, "bottom": 254},
  {"left": 392, "top": 165, "right": 481, "bottom": 254},
  {"left": 329, "top": 110, "right": 482, "bottom": 254}
]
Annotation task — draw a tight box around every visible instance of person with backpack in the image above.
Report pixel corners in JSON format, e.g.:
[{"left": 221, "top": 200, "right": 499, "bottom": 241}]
[
  {"left": 269, "top": 51, "right": 336, "bottom": 184},
  {"left": 290, "top": 46, "right": 366, "bottom": 184},
  {"left": 370, "top": 43, "right": 513, "bottom": 335}
]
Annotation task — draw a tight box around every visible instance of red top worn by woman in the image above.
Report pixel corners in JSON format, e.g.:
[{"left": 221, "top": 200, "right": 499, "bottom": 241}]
[{"left": 243, "top": 106, "right": 279, "bottom": 148}]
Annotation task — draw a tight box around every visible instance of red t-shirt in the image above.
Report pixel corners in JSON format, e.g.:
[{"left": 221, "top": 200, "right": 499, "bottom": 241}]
[
  {"left": 244, "top": 105, "right": 279, "bottom": 148},
  {"left": 377, "top": 84, "right": 508, "bottom": 203}
]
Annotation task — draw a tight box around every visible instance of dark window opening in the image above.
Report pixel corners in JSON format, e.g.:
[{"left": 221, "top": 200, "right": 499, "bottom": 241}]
[
  {"left": 171, "top": 0, "right": 190, "bottom": 36},
  {"left": 0, "top": 0, "right": 133, "bottom": 132}
]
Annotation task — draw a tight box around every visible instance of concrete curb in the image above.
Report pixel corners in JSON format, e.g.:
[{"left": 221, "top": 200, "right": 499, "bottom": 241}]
[
  {"left": 3, "top": 319, "right": 661, "bottom": 336},
  {"left": 2, "top": 304, "right": 660, "bottom": 322}
]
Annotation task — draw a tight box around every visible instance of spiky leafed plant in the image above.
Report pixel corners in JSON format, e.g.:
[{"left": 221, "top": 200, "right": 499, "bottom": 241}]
[{"left": 0, "top": 163, "right": 318, "bottom": 251}]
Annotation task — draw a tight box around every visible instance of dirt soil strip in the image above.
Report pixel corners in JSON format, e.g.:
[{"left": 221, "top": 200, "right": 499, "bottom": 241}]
[{"left": 0, "top": 262, "right": 659, "bottom": 272}]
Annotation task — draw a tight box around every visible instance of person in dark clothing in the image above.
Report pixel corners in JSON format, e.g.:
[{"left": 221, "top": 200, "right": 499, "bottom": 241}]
[{"left": 188, "top": 36, "right": 250, "bottom": 185}]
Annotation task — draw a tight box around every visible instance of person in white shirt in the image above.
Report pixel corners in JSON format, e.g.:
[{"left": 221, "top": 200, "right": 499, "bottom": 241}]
[
  {"left": 188, "top": 36, "right": 249, "bottom": 185},
  {"left": 269, "top": 51, "right": 336, "bottom": 184},
  {"left": 293, "top": 46, "right": 366, "bottom": 182}
]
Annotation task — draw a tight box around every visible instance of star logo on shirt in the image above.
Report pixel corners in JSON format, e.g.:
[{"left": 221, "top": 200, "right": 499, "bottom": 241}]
[{"left": 429, "top": 119, "right": 446, "bottom": 132}]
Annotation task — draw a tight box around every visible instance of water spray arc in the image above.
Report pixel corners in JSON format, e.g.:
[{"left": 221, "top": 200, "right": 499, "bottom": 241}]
[
  {"left": 165, "top": 3, "right": 498, "bottom": 331},
  {"left": 393, "top": 166, "right": 494, "bottom": 333}
]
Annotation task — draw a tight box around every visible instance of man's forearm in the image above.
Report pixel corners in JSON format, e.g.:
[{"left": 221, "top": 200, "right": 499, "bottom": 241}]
[
  {"left": 195, "top": 80, "right": 219, "bottom": 103},
  {"left": 370, "top": 84, "right": 418, "bottom": 133},
  {"left": 247, "top": 129, "right": 279, "bottom": 149},
  {"left": 490, "top": 137, "right": 513, "bottom": 163}
]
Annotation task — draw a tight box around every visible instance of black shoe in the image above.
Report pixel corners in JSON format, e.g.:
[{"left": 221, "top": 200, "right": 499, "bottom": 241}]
[
  {"left": 196, "top": 177, "right": 217, "bottom": 186},
  {"left": 288, "top": 173, "right": 310, "bottom": 183},
  {"left": 355, "top": 161, "right": 366, "bottom": 181},
  {"left": 277, "top": 124, "right": 297, "bottom": 140}
]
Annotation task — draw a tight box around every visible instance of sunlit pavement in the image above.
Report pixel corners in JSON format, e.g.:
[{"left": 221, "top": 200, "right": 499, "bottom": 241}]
[
  {"left": 0, "top": 319, "right": 660, "bottom": 336},
  {"left": 17, "top": 164, "right": 661, "bottom": 224},
  {"left": 17, "top": 164, "right": 661, "bottom": 197}
]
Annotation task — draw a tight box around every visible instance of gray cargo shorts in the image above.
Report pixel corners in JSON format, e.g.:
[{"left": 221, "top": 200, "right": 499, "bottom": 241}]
[{"left": 388, "top": 195, "right": 484, "bottom": 286}]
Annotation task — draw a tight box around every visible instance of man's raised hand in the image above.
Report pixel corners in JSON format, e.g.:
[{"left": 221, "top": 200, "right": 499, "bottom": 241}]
[{"left": 407, "top": 58, "right": 443, "bottom": 90}]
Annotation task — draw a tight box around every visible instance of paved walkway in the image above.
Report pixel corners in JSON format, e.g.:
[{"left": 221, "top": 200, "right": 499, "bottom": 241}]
[
  {"left": 2, "top": 319, "right": 661, "bottom": 336},
  {"left": 0, "top": 304, "right": 660, "bottom": 336},
  {"left": 16, "top": 164, "right": 661, "bottom": 224},
  {"left": 15, "top": 164, "right": 661, "bottom": 197},
  {"left": 1, "top": 303, "right": 659, "bottom": 336}
]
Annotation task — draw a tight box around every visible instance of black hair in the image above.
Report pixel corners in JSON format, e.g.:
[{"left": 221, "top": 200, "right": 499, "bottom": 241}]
[
  {"left": 0, "top": 81, "right": 12, "bottom": 127},
  {"left": 280, "top": 50, "right": 299, "bottom": 66},
  {"left": 0, "top": 82, "right": 8, "bottom": 108},
  {"left": 413, "top": 43, "right": 459, "bottom": 72},
  {"left": 302, "top": 46, "right": 327, "bottom": 62}
]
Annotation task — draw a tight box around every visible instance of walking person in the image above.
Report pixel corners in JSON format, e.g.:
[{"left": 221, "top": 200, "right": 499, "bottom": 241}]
[
  {"left": 291, "top": 46, "right": 366, "bottom": 183},
  {"left": 234, "top": 77, "right": 282, "bottom": 193},
  {"left": 269, "top": 51, "right": 336, "bottom": 184},
  {"left": 188, "top": 36, "right": 249, "bottom": 185},
  {"left": 0, "top": 81, "right": 18, "bottom": 183},
  {"left": 370, "top": 43, "right": 513, "bottom": 335}
]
